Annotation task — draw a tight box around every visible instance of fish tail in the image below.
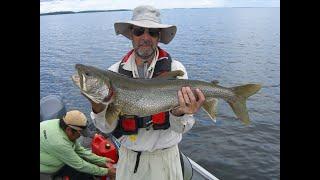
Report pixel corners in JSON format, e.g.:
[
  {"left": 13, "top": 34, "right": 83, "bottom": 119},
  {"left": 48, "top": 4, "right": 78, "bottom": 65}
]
[{"left": 228, "top": 84, "right": 261, "bottom": 125}]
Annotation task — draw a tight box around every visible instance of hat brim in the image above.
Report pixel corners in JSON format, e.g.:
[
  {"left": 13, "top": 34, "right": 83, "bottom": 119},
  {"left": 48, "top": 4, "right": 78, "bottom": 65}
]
[
  {"left": 114, "top": 20, "right": 177, "bottom": 44},
  {"left": 68, "top": 124, "right": 86, "bottom": 131}
]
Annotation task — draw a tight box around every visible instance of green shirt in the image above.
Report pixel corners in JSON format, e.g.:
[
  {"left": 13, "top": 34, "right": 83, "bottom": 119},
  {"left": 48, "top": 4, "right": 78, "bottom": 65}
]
[{"left": 40, "top": 119, "right": 108, "bottom": 176}]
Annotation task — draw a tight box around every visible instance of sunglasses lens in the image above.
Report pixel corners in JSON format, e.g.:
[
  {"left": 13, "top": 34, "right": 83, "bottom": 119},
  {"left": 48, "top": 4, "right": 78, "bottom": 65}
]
[
  {"left": 149, "top": 29, "right": 160, "bottom": 37},
  {"left": 132, "top": 27, "right": 160, "bottom": 37},
  {"left": 133, "top": 27, "right": 145, "bottom": 36}
]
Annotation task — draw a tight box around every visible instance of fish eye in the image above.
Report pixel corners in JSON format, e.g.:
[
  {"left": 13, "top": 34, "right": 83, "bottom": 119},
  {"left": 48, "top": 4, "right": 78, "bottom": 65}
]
[{"left": 85, "top": 72, "right": 91, "bottom": 76}]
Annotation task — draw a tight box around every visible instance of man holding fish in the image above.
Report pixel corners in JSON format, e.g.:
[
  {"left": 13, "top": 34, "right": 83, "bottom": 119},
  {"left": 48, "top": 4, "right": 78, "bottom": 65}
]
[
  {"left": 73, "top": 4, "right": 261, "bottom": 180},
  {"left": 84, "top": 5, "right": 206, "bottom": 180}
]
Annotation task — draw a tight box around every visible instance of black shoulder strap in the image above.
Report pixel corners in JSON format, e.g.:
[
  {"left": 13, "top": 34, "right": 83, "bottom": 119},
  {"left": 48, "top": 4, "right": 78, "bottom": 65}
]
[
  {"left": 118, "top": 63, "right": 133, "bottom": 77},
  {"left": 152, "top": 55, "right": 172, "bottom": 78}
]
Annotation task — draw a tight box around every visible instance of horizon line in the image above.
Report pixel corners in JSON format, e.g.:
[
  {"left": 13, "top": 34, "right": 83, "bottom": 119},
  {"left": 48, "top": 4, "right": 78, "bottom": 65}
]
[{"left": 40, "top": 6, "right": 280, "bottom": 15}]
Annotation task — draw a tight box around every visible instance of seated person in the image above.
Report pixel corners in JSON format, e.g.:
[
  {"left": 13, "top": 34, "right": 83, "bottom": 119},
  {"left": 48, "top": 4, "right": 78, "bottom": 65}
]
[{"left": 40, "top": 110, "right": 116, "bottom": 180}]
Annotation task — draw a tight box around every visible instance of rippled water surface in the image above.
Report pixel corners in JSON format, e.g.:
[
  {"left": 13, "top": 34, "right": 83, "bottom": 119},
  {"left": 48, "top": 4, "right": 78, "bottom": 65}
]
[{"left": 40, "top": 8, "right": 280, "bottom": 180}]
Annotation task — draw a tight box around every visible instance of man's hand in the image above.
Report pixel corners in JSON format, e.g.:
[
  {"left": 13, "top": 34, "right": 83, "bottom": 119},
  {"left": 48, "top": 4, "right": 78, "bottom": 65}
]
[
  {"left": 100, "top": 158, "right": 116, "bottom": 168},
  {"left": 171, "top": 86, "right": 205, "bottom": 116},
  {"left": 106, "top": 163, "right": 116, "bottom": 180},
  {"left": 80, "top": 92, "right": 106, "bottom": 113},
  {"left": 106, "top": 157, "right": 115, "bottom": 164},
  {"left": 103, "top": 158, "right": 115, "bottom": 168}
]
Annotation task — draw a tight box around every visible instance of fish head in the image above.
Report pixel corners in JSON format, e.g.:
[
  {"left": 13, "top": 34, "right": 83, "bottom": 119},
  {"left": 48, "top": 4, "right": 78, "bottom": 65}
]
[{"left": 72, "top": 64, "right": 112, "bottom": 104}]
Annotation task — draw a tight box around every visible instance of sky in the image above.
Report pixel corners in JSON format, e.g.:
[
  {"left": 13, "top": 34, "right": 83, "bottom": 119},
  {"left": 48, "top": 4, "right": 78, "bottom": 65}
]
[{"left": 40, "top": 0, "right": 280, "bottom": 14}]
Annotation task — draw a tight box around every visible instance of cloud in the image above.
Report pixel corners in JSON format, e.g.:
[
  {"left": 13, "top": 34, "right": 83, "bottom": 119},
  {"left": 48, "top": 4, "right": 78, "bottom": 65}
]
[
  {"left": 40, "top": 0, "right": 225, "bottom": 13},
  {"left": 223, "top": 0, "right": 280, "bottom": 7},
  {"left": 40, "top": 0, "right": 279, "bottom": 14}
]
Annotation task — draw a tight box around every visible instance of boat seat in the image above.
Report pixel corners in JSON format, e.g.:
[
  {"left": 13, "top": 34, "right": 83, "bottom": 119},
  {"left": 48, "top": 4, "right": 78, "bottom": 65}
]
[{"left": 40, "top": 95, "right": 66, "bottom": 122}]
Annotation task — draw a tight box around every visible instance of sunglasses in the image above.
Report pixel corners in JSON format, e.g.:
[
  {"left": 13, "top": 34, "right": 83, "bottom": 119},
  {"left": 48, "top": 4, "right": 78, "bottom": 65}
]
[
  {"left": 68, "top": 124, "right": 87, "bottom": 134},
  {"left": 131, "top": 27, "right": 160, "bottom": 38},
  {"left": 69, "top": 127, "right": 81, "bottom": 135}
]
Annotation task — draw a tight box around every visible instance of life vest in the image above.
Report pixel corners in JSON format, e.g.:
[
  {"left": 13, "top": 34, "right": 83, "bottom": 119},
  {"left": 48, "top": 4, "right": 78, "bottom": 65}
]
[{"left": 115, "top": 47, "right": 172, "bottom": 135}]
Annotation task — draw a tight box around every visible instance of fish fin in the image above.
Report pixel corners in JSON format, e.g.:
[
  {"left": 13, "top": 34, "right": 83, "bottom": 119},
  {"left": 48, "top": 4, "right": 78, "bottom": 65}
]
[
  {"left": 202, "top": 98, "right": 219, "bottom": 122},
  {"left": 228, "top": 84, "right": 262, "bottom": 125},
  {"left": 104, "top": 103, "right": 121, "bottom": 126},
  {"left": 154, "top": 70, "right": 185, "bottom": 79}
]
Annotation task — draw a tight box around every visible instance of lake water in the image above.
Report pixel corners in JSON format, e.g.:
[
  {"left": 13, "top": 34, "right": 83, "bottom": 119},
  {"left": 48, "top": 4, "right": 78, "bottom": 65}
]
[{"left": 40, "top": 7, "right": 280, "bottom": 180}]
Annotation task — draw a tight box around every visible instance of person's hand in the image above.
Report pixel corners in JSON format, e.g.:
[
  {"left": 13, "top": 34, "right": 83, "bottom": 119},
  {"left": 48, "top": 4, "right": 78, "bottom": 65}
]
[
  {"left": 103, "top": 158, "right": 115, "bottom": 168},
  {"left": 171, "top": 86, "right": 205, "bottom": 116},
  {"left": 80, "top": 92, "right": 106, "bottom": 113},
  {"left": 106, "top": 163, "right": 116, "bottom": 180},
  {"left": 106, "top": 157, "right": 115, "bottom": 163},
  {"left": 99, "top": 158, "right": 116, "bottom": 168}
]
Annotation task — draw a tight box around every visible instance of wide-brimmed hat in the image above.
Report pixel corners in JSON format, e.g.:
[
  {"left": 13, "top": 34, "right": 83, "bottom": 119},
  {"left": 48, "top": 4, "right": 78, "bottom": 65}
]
[
  {"left": 114, "top": 5, "right": 177, "bottom": 44},
  {"left": 63, "top": 110, "right": 87, "bottom": 131}
]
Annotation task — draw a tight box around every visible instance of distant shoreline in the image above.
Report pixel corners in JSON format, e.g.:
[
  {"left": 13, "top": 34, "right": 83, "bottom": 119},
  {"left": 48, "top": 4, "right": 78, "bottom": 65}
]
[
  {"left": 40, "top": 9, "right": 131, "bottom": 16},
  {"left": 40, "top": 7, "right": 279, "bottom": 16}
]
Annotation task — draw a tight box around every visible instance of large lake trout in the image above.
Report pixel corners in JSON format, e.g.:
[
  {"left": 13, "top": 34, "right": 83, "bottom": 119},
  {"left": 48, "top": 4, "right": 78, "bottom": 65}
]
[{"left": 72, "top": 64, "right": 261, "bottom": 125}]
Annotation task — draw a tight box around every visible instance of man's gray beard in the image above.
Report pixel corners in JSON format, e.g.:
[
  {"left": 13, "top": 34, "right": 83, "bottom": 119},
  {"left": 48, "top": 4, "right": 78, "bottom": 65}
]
[{"left": 135, "top": 48, "right": 156, "bottom": 60}]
